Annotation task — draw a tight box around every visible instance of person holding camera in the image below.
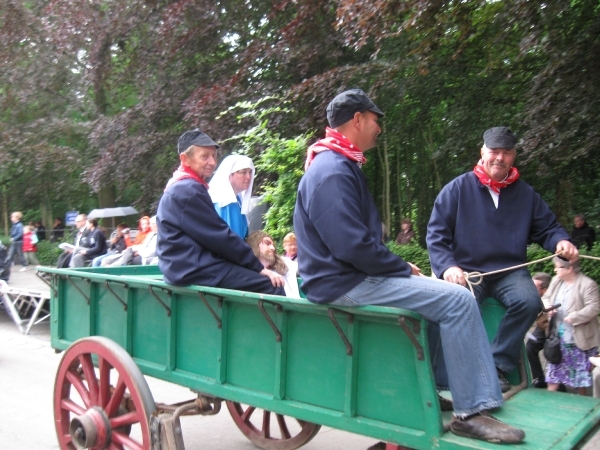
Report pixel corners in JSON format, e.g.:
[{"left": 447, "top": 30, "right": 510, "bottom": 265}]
[
  {"left": 92, "top": 223, "right": 132, "bottom": 267},
  {"left": 544, "top": 257, "right": 600, "bottom": 395}
]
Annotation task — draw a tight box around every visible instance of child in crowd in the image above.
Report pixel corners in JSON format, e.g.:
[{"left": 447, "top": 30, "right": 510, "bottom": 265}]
[{"left": 21, "top": 225, "right": 40, "bottom": 270}]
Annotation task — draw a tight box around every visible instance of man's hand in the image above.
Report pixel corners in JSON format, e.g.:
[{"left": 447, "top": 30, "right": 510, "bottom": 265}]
[
  {"left": 443, "top": 266, "right": 466, "bottom": 286},
  {"left": 260, "top": 269, "right": 285, "bottom": 288},
  {"left": 556, "top": 240, "right": 578, "bottom": 262},
  {"left": 408, "top": 263, "right": 422, "bottom": 276}
]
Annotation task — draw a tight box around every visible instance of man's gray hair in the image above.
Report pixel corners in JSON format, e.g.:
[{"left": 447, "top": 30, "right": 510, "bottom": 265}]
[{"left": 532, "top": 272, "right": 551, "bottom": 289}]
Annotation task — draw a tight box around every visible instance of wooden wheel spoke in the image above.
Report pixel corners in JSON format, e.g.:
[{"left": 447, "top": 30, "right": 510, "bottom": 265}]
[
  {"left": 66, "top": 369, "right": 91, "bottom": 407},
  {"left": 80, "top": 353, "right": 99, "bottom": 405},
  {"left": 109, "top": 411, "right": 140, "bottom": 429},
  {"left": 105, "top": 376, "right": 127, "bottom": 418},
  {"left": 54, "top": 338, "right": 155, "bottom": 450},
  {"left": 60, "top": 398, "right": 86, "bottom": 415},
  {"left": 240, "top": 405, "right": 256, "bottom": 423},
  {"left": 111, "top": 431, "right": 144, "bottom": 450},
  {"left": 98, "top": 356, "right": 112, "bottom": 408},
  {"left": 276, "top": 413, "right": 292, "bottom": 439},
  {"left": 261, "top": 410, "right": 271, "bottom": 438}
]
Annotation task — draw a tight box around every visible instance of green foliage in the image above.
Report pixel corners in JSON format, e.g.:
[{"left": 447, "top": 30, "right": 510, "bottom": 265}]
[
  {"left": 387, "top": 242, "right": 432, "bottom": 276},
  {"left": 37, "top": 240, "right": 64, "bottom": 266},
  {"left": 220, "top": 98, "right": 312, "bottom": 244}
]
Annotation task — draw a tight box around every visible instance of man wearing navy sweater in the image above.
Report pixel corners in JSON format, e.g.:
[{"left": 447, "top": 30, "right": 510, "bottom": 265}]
[
  {"left": 426, "top": 126, "right": 578, "bottom": 393},
  {"left": 294, "top": 89, "right": 524, "bottom": 444},
  {"left": 156, "top": 129, "right": 284, "bottom": 295}
]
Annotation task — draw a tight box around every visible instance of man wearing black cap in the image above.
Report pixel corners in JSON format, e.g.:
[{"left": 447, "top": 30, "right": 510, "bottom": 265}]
[
  {"left": 156, "top": 129, "right": 284, "bottom": 295},
  {"left": 427, "top": 126, "right": 578, "bottom": 393},
  {"left": 294, "top": 90, "right": 525, "bottom": 444}
]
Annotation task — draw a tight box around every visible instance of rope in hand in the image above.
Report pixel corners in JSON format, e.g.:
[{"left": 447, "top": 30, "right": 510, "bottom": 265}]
[{"left": 462, "top": 253, "right": 600, "bottom": 297}]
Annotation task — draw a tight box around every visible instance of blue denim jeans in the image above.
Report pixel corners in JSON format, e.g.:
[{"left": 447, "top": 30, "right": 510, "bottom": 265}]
[
  {"left": 330, "top": 275, "right": 503, "bottom": 416},
  {"left": 429, "top": 268, "right": 540, "bottom": 389},
  {"left": 5, "top": 241, "right": 25, "bottom": 266}
]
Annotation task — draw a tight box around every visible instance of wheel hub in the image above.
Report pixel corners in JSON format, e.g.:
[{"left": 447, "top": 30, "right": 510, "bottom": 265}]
[{"left": 69, "top": 406, "right": 112, "bottom": 449}]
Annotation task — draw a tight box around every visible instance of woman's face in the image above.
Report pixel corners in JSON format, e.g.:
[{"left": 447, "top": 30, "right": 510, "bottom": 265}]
[
  {"left": 229, "top": 168, "right": 252, "bottom": 194},
  {"left": 554, "top": 264, "right": 572, "bottom": 281},
  {"left": 140, "top": 218, "right": 150, "bottom": 232},
  {"left": 283, "top": 240, "right": 297, "bottom": 258}
]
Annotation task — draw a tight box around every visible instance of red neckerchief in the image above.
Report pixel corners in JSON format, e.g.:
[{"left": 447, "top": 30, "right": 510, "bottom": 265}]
[
  {"left": 473, "top": 160, "right": 520, "bottom": 194},
  {"left": 305, "top": 127, "right": 366, "bottom": 170},
  {"left": 165, "top": 164, "right": 208, "bottom": 191}
]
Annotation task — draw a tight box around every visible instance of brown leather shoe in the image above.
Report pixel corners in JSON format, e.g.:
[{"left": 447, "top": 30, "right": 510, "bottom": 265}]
[{"left": 450, "top": 412, "right": 525, "bottom": 444}]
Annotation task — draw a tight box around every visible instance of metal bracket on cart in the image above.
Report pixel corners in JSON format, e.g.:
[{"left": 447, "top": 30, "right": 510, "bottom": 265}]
[{"left": 151, "top": 394, "right": 223, "bottom": 450}]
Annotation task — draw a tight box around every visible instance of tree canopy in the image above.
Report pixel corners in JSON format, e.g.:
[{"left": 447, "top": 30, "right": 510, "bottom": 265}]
[{"left": 1, "top": 0, "right": 598, "bottom": 241}]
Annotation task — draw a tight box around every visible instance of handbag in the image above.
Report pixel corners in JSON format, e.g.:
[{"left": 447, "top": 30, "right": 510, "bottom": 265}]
[{"left": 543, "top": 316, "right": 562, "bottom": 364}]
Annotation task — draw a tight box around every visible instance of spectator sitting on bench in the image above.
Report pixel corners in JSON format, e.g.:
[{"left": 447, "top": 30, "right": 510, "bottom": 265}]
[
  {"left": 109, "top": 216, "right": 158, "bottom": 266},
  {"left": 56, "top": 214, "right": 90, "bottom": 268},
  {"left": 70, "top": 218, "right": 107, "bottom": 267},
  {"left": 92, "top": 223, "right": 132, "bottom": 267}
]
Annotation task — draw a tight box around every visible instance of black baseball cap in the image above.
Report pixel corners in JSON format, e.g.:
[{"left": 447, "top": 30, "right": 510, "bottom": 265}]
[
  {"left": 177, "top": 129, "right": 220, "bottom": 154},
  {"left": 483, "top": 127, "right": 518, "bottom": 149},
  {"left": 326, "top": 89, "right": 385, "bottom": 128}
]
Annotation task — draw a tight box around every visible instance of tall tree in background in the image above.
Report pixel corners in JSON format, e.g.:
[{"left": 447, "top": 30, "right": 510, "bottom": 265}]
[{"left": 0, "top": 0, "right": 598, "bottom": 239}]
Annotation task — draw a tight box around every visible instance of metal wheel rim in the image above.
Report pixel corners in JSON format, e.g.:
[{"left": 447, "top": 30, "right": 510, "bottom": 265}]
[
  {"left": 54, "top": 336, "right": 156, "bottom": 450},
  {"left": 226, "top": 401, "right": 321, "bottom": 450}
]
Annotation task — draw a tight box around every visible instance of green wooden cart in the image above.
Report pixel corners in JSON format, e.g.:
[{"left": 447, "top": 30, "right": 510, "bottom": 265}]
[{"left": 38, "top": 265, "right": 600, "bottom": 450}]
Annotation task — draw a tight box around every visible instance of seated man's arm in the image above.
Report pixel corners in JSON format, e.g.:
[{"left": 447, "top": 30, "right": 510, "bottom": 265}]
[
  {"left": 167, "top": 186, "right": 262, "bottom": 272},
  {"left": 426, "top": 184, "right": 461, "bottom": 280}
]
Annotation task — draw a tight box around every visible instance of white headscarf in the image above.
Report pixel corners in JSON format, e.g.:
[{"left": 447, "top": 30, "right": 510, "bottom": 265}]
[{"left": 208, "top": 155, "right": 255, "bottom": 215}]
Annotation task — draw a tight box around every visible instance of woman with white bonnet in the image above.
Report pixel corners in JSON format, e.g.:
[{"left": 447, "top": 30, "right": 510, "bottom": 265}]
[{"left": 208, "top": 155, "right": 255, "bottom": 239}]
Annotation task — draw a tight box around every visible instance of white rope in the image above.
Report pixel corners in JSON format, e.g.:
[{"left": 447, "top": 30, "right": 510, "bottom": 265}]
[{"left": 462, "top": 253, "right": 600, "bottom": 297}]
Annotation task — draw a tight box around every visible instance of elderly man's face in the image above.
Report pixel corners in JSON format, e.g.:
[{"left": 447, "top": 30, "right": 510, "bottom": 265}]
[
  {"left": 480, "top": 146, "right": 516, "bottom": 182},
  {"left": 574, "top": 217, "right": 584, "bottom": 228},
  {"left": 182, "top": 146, "right": 218, "bottom": 180}
]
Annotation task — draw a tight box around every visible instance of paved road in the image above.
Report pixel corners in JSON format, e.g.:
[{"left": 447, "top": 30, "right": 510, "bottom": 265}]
[{"left": 1, "top": 267, "right": 599, "bottom": 449}]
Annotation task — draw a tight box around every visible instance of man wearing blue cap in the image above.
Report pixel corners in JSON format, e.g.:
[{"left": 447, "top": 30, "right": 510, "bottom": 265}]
[
  {"left": 427, "top": 127, "right": 578, "bottom": 393},
  {"left": 294, "top": 90, "right": 525, "bottom": 443},
  {"left": 156, "top": 129, "right": 284, "bottom": 295}
]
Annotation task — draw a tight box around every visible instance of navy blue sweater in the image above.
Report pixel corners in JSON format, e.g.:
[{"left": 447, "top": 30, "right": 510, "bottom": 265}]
[
  {"left": 157, "top": 178, "right": 263, "bottom": 287},
  {"left": 294, "top": 151, "right": 412, "bottom": 304},
  {"left": 427, "top": 172, "right": 570, "bottom": 279}
]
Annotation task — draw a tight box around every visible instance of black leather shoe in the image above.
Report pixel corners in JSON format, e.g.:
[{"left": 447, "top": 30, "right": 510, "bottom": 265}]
[
  {"left": 497, "top": 368, "right": 511, "bottom": 393},
  {"left": 438, "top": 395, "right": 454, "bottom": 411},
  {"left": 532, "top": 378, "right": 547, "bottom": 389},
  {"left": 450, "top": 412, "right": 525, "bottom": 444}
]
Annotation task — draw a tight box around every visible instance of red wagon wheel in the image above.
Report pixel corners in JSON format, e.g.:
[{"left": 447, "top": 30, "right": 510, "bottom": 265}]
[
  {"left": 54, "top": 337, "right": 156, "bottom": 450},
  {"left": 226, "top": 401, "right": 321, "bottom": 450}
]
